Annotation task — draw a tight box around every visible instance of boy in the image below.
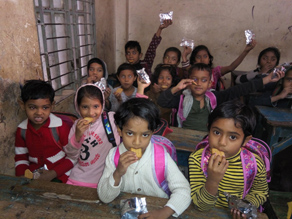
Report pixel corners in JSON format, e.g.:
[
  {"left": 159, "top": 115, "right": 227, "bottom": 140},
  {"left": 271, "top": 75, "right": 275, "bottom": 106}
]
[
  {"left": 14, "top": 80, "right": 74, "bottom": 182},
  {"left": 125, "top": 19, "right": 172, "bottom": 78},
  {"left": 157, "top": 63, "right": 285, "bottom": 132}
]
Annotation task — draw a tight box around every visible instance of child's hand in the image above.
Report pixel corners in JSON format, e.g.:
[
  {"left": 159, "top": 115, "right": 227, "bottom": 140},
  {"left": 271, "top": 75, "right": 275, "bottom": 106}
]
[
  {"left": 104, "top": 87, "right": 111, "bottom": 100},
  {"left": 279, "top": 86, "right": 292, "bottom": 99},
  {"left": 86, "top": 75, "right": 98, "bottom": 84},
  {"left": 137, "top": 76, "right": 151, "bottom": 94},
  {"left": 171, "top": 79, "right": 193, "bottom": 94},
  {"left": 159, "top": 19, "right": 172, "bottom": 30},
  {"left": 244, "top": 39, "right": 256, "bottom": 52},
  {"left": 231, "top": 208, "right": 247, "bottom": 219},
  {"left": 182, "top": 46, "right": 192, "bottom": 60},
  {"left": 75, "top": 119, "right": 90, "bottom": 142},
  {"left": 138, "top": 207, "right": 174, "bottom": 219},
  {"left": 37, "top": 170, "right": 57, "bottom": 181},
  {"left": 263, "top": 69, "right": 285, "bottom": 84},
  {"left": 114, "top": 91, "right": 123, "bottom": 102},
  {"left": 152, "top": 83, "right": 162, "bottom": 93}
]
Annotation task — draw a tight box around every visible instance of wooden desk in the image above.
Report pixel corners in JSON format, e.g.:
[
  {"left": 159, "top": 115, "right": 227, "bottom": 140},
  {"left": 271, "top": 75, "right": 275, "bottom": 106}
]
[
  {"left": 255, "top": 106, "right": 292, "bottom": 156},
  {"left": 0, "top": 174, "right": 268, "bottom": 219}
]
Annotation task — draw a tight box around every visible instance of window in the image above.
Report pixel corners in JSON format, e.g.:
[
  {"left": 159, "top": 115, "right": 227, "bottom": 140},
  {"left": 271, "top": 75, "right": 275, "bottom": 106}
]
[{"left": 34, "top": 0, "right": 96, "bottom": 97}]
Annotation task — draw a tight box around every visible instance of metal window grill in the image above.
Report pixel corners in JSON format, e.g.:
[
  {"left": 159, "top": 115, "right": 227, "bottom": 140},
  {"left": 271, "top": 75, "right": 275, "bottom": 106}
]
[{"left": 34, "top": 0, "right": 96, "bottom": 95}]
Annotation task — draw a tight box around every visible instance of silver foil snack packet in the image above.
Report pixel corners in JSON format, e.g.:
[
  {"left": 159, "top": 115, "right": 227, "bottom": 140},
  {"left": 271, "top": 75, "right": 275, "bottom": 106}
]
[
  {"left": 159, "top": 11, "right": 173, "bottom": 25},
  {"left": 137, "top": 68, "right": 151, "bottom": 84},
  {"left": 225, "top": 192, "right": 257, "bottom": 219},
  {"left": 180, "top": 38, "right": 195, "bottom": 50},
  {"left": 272, "top": 66, "right": 286, "bottom": 79},
  {"left": 120, "top": 197, "right": 148, "bottom": 219},
  {"left": 245, "top": 30, "right": 255, "bottom": 45},
  {"left": 94, "top": 77, "right": 107, "bottom": 92}
]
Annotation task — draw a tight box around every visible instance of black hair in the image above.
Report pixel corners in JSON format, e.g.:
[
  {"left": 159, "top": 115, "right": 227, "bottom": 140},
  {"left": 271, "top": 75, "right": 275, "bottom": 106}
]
[
  {"left": 163, "top": 47, "right": 182, "bottom": 64},
  {"left": 207, "top": 100, "right": 256, "bottom": 137},
  {"left": 125, "top": 41, "right": 141, "bottom": 54},
  {"left": 87, "top": 57, "right": 106, "bottom": 77},
  {"left": 76, "top": 85, "right": 103, "bottom": 107},
  {"left": 257, "top": 47, "right": 281, "bottom": 66},
  {"left": 188, "top": 63, "right": 212, "bottom": 78},
  {"left": 190, "top": 45, "right": 213, "bottom": 67},
  {"left": 114, "top": 98, "right": 161, "bottom": 131},
  {"left": 152, "top": 64, "right": 179, "bottom": 87},
  {"left": 21, "top": 80, "right": 55, "bottom": 103},
  {"left": 116, "top": 63, "right": 137, "bottom": 77}
]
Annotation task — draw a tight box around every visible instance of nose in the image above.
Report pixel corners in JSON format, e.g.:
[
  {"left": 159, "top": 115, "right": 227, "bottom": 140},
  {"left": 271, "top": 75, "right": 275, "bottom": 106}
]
[
  {"left": 218, "top": 136, "right": 227, "bottom": 147},
  {"left": 36, "top": 108, "right": 43, "bottom": 115},
  {"left": 133, "top": 135, "right": 141, "bottom": 146},
  {"left": 88, "top": 107, "right": 95, "bottom": 117}
]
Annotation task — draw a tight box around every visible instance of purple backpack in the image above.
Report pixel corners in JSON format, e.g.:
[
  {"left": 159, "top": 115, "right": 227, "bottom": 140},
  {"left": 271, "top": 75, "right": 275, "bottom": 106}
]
[
  {"left": 195, "top": 136, "right": 271, "bottom": 198},
  {"left": 112, "top": 135, "right": 177, "bottom": 196}
]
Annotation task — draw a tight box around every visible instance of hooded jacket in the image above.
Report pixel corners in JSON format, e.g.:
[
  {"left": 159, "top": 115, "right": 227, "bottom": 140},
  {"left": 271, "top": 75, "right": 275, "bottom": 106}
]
[{"left": 64, "top": 84, "right": 120, "bottom": 188}]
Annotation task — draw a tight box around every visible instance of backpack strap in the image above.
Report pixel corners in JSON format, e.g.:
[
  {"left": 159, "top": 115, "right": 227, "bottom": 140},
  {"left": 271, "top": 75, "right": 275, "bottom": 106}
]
[
  {"left": 102, "top": 111, "right": 117, "bottom": 147},
  {"left": 205, "top": 91, "right": 217, "bottom": 110}
]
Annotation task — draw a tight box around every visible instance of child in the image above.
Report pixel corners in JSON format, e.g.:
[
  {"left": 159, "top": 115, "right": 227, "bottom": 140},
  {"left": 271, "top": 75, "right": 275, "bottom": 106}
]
[
  {"left": 181, "top": 40, "right": 256, "bottom": 90},
  {"left": 157, "top": 63, "right": 285, "bottom": 132},
  {"left": 14, "top": 80, "right": 74, "bottom": 182},
  {"left": 64, "top": 83, "right": 120, "bottom": 188},
  {"left": 84, "top": 57, "right": 113, "bottom": 111},
  {"left": 97, "top": 98, "right": 191, "bottom": 218},
  {"left": 188, "top": 100, "right": 269, "bottom": 217},
  {"left": 111, "top": 63, "right": 138, "bottom": 112},
  {"left": 125, "top": 19, "right": 172, "bottom": 78}
]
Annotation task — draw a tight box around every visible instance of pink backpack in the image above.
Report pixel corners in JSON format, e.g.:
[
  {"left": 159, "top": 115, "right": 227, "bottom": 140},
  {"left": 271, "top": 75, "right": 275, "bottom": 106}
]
[
  {"left": 195, "top": 136, "right": 271, "bottom": 198},
  {"left": 112, "top": 135, "right": 177, "bottom": 196}
]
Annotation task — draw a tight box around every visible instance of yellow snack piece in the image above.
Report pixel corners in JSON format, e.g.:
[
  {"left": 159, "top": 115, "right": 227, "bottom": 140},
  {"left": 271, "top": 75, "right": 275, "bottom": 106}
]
[
  {"left": 211, "top": 148, "right": 224, "bottom": 161},
  {"left": 130, "top": 148, "right": 142, "bottom": 159},
  {"left": 84, "top": 117, "right": 94, "bottom": 124},
  {"left": 161, "top": 85, "right": 168, "bottom": 89},
  {"left": 24, "top": 169, "right": 34, "bottom": 179},
  {"left": 115, "top": 88, "right": 123, "bottom": 94}
]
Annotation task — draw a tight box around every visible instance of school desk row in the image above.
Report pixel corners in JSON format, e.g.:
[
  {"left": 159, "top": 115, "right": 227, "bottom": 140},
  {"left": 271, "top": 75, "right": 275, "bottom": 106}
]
[{"left": 0, "top": 174, "right": 271, "bottom": 219}]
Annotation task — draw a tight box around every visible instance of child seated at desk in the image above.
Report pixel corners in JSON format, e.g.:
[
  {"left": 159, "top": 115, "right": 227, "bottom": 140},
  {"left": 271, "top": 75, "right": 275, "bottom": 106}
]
[
  {"left": 14, "top": 80, "right": 74, "bottom": 182},
  {"left": 97, "top": 98, "right": 191, "bottom": 218},
  {"left": 157, "top": 63, "right": 285, "bottom": 132},
  {"left": 188, "top": 100, "right": 269, "bottom": 218}
]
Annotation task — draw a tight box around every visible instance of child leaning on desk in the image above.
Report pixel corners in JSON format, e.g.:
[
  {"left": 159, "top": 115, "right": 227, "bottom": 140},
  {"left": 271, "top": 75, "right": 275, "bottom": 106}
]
[
  {"left": 97, "top": 98, "right": 191, "bottom": 219},
  {"left": 188, "top": 100, "right": 269, "bottom": 218}
]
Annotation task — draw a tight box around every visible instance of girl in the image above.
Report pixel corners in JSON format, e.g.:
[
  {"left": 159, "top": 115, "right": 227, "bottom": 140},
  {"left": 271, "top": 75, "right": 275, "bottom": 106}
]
[
  {"left": 182, "top": 40, "right": 256, "bottom": 90},
  {"left": 97, "top": 98, "right": 191, "bottom": 219},
  {"left": 85, "top": 57, "right": 112, "bottom": 111},
  {"left": 188, "top": 100, "right": 269, "bottom": 218},
  {"left": 64, "top": 84, "right": 120, "bottom": 188},
  {"left": 111, "top": 63, "right": 137, "bottom": 112}
]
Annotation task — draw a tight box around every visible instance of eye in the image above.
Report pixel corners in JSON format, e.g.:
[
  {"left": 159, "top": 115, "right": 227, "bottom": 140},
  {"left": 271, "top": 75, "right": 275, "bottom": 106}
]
[
  {"left": 126, "top": 132, "right": 133, "bottom": 136},
  {"left": 204, "top": 55, "right": 208, "bottom": 58},
  {"left": 93, "top": 105, "right": 100, "bottom": 109},
  {"left": 29, "top": 106, "right": 36, "bottom": 110},
  {"left": 128, "top": 75, "right": 132, "bottom": 78},
  {"left": 213, "top": 130, "right": 220, "bottom": 135},
  {"left": 121, "top": 75, "right": 126, "bottom": 79},
  {"left": 201, "top": 78, "right": 207, "bottom": 82},
  {"left": 229, "top": 135, "right": 237, "bottom": 140},
  {"left": 43, "top": 106, "right": 49, "bottom": 110},
  {"left": 142, "top": 133, "right": 149, "bottom": 137},
  {"left": 98, "top": 69, "right": 103, "bottom": 72},
  {"left": 81, "top": 105, "right": 88, "bottom": 109},
  {"left": 167, "top": 77, "right": 171, "bottom": 81}
]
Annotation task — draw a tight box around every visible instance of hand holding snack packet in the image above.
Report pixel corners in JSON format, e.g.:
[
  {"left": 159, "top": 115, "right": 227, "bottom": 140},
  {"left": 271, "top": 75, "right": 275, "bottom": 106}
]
[
  {"left": 137, "top": 68, "right": 150, "bottom": 84},
  {"left": 159, "top": 11, "right": 173, "bottom": 25},
  {"left": 120, "top": 197, "right": 148, "bottom": 219},
  {"left": 245, "top": 30, "right": 255, "bottom": 45},
  {"left": 180, "top": 38, "right": 195, "bottom": 50}
]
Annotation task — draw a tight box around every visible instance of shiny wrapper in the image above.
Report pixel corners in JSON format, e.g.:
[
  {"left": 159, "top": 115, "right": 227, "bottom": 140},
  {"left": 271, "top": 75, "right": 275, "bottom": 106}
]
[
  {"left": 245, "top": 30, "right": 255, "bottom": 45},
  {"left": 225, "top": 192, "right": 257, "bottom": 219},
  {"left": 180, "top": 38, "right": 195, "bottom": 50},
  {"left": 272, "top": 66, "right": 286, "bottom": 79},
  {"left": 120, "top": 197, "right": 148, "bottom": 219},
  {"left": 94, "top": 77, "right": 107, "bottom": 92},
  {"left": 33, "top": 164, "right": 49, "bottom": 179},
  {"left": 137, "top": 68, "right": 150, "bottom": 84},
  {"left": 159, "top": 11, "right": 173, "bottom": 25}
]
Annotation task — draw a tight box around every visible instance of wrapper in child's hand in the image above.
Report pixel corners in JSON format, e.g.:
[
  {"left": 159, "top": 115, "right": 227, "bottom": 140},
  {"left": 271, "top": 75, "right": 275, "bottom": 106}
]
[
  {"left": 224, "top": 192, "right": 257, "bottom": 219},
  {"left": 120, "top": 197, "right": 148, "bottom": 219},
  {"left": 94, "top": 77, "right": 107, "bottom": 92},
  {"left": 180, "top": 38, "right": 194, "bottom": 50},
  {"left": 137, "top": 68, "right": 150, "bottom": 84},
  {"left": 245, "top": 30, "right": 255, "bottom": 45},
  {"left": 159, "top": 11, "right": 173, "bottom": 25},
  {"left": 272, "top": 66, "right": 286, "bottom": 79}
]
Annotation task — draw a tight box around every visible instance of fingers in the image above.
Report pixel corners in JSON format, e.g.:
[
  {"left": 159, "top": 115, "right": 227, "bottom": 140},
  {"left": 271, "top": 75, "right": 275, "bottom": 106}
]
[{"left": 231, "top": 208, "right": 246, "bottom": 219}]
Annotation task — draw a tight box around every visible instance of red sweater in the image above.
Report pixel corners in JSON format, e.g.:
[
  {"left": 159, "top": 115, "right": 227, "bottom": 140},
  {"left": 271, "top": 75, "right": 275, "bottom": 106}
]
[{"left": 14, "top": 113, "right": 74, "bottom": 183}]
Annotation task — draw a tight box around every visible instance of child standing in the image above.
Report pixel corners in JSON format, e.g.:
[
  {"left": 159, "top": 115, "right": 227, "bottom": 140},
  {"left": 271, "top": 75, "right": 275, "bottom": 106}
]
[
  {"left": 182, "top": 40, "right": 256, "bottom": 90},
  {"left": 111, "top": 63, "right": 138, "bottom": 112},
  {"left": 188, "top": 100, "right": 269, "bottom": 217},
  {"left": 157, "top": 63, "right": 285, "bottom": 132},
  {"left": 64, "top": 84, "right": 120, "bottom": 188},
  {"left": 84, "top": 57, "right": 113, "bottom": 111},
  {"left": 15, "top": 80, "right": 74, "bottom": 182},
  {"left": 97, "top": 98, "right": 191, "bottom": 218}
]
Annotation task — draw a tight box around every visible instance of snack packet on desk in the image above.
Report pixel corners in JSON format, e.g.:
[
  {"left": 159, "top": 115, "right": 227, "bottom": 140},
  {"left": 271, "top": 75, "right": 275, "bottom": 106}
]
[
  {"left": 137, "top": 68, "right": 150, "bottom": 84},
  {"left": 180, "top": 38, "right": 195, "bottom": 50},
  {"left": 24, "top": 164, "right": 49, "bottom": 179},
  {"left": 245, "top": 30, "right": 255, "bottom": 45},
  {"left": 120, "top": 197, "right": 148, "bottom": 219},
  {"left": 159, "top": 11, "right": 173, "bottom": 25},
  {"left": 95, "top": 77, "right": 107, "bottom": 92},
  {"left": 224, "top": 192, "right": 257, "bottom": 219}
]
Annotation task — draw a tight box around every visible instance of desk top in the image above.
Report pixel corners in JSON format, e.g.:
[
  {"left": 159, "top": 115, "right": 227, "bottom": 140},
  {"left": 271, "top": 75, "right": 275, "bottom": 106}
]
[
  {"left": 0, "top": 174, "right": 268, "bottom": 219},
  {"left": 255, "top": 105, "right": 292, "bottom": 127}
]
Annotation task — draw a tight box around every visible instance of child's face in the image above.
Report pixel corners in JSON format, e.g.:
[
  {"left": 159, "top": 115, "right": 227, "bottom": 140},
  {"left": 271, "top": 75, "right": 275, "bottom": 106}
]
[
  {"left": 259, "top": 51, "right": 277, "bottom": 71},
  {"left": 194, "top": 50, "right": 210, "bottom": 65},
  {"left": 163, "top": 51, "right": 179, "bottom": 66},
  {"left": 188, "top": 69, "right": 212, "bottom": 97},
  {"left": 117, "top": 70, "right": 137, "bottom": 90},
  {"left": 125, "top": 48, "right": 142, "bottom": 64},
  {"left": 283, "top": 70, "right": 292, "bottom": 91},
  {"left": 88, "top": 63, "right": 104, "bottom": 82},
  {"left": 209, "top": 118, "right": 251, "bottom": 158},
  {"left": 21, "top": 98, "right": 53, "bottom": 130},
  {"left": 158, "top": 69, "right": 173, "bottom": 91},
  {"left": 117, "top": 117, "right": 153, "bottom": 156},
  {"left": 79, "top": 96, "right": 102, "bottom": 124}
]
